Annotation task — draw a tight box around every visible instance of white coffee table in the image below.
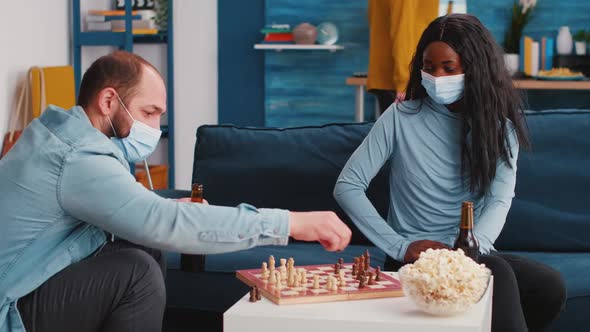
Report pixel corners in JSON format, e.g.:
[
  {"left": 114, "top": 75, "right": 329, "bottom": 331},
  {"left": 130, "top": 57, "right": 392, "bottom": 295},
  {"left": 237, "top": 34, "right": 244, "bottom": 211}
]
[{"left": 224, "top": 272, "right": 493, "bottom": 332}]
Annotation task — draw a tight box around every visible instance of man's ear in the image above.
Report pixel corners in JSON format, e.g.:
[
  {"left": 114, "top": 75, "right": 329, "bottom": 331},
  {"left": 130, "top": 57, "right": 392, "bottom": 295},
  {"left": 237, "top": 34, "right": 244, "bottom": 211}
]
[{"left": 96, "top": 87, "right": 118, "bottom": 116}]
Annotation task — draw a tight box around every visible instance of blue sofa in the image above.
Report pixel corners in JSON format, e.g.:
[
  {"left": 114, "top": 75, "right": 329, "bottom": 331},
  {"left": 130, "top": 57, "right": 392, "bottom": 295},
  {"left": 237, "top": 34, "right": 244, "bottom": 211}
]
[{"left": 162, "top": 109, "right": 590, "bottom": 332}]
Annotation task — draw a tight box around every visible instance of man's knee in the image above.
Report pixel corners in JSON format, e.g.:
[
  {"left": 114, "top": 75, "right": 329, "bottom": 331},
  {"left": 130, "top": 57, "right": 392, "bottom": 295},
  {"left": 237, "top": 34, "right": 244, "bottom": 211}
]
[{"left": 118, "top": 249, "right": 166, "bottom": 303}]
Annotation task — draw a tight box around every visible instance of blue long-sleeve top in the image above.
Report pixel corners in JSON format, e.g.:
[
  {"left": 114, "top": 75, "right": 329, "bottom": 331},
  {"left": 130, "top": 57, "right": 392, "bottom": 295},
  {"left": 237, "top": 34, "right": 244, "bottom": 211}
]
[{"left": 334, "top": 97, "right": 519, "bottom": 262}]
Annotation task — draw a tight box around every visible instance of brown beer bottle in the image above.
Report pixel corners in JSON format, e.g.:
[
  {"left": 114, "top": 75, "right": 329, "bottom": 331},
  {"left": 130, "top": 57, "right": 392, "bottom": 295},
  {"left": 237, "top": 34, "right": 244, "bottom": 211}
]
[
  {"left": 190, "top": 183, "right": 204, "bottom": 203},
  {"left": 453, "top": 201, "right": 479, "bottom": 262}
]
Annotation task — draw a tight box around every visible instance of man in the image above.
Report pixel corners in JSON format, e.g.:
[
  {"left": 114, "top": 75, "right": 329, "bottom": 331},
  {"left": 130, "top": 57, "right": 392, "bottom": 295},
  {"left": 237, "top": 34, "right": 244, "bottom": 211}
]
[{"left": 0, "top": 51, "right": 352, "bottom": 332}]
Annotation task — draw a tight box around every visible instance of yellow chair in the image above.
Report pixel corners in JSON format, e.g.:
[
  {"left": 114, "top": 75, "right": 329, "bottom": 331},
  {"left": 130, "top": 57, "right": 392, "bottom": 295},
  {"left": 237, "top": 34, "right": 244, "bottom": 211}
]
[{"left": 29, "top": 66, "right": 76, "bottom": 118}]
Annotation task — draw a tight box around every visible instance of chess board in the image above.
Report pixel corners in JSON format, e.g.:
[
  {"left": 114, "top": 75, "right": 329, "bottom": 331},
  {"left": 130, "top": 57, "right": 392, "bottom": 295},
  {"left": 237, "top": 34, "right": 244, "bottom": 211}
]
[{"left": 236, "top": 263, "right": 404, "bottom": 305}]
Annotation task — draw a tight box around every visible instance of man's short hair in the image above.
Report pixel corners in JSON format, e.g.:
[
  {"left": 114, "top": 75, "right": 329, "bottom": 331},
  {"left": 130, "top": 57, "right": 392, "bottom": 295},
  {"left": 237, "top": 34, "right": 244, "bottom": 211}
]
[{"left": 77, "top": 51, "right": 159, "bottom": 109}]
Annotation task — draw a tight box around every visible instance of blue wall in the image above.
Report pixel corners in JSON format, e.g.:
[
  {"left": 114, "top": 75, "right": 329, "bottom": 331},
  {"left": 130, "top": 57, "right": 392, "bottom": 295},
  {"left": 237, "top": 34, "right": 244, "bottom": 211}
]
[
  {"left": 265, "top": 0, "right": 375, "bottom": 127},
  {"left": 469, "top": 0, "right": 590, "bottom": 110},
  {"left": 218, "top": 0, "right": 266, "bottom": 126}
]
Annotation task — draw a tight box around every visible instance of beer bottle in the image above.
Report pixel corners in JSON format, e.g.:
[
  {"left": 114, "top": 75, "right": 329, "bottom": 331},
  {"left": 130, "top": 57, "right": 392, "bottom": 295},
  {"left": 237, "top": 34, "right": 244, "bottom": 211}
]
[
  {"left": 191, "top": 183, "right": 203, "bottom": 203},
  {"left": 453, "top": 201, "right": 479, "bottom": 262},
  {"left": 182, "top": 183, "right": 206, "bottom": 272}
]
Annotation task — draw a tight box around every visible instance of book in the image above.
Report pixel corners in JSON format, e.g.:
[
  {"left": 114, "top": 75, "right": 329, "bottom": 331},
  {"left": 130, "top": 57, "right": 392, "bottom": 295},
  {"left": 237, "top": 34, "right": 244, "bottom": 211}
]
[
  {"left": 531, "top": 41, "right": 540, "bottom": 76},
  {"left": 545, "top": 38, "right": 554, "bottom": 71},
  {"left": 111, "top": 19, "right": 155, "bottom": 30},
  {"left": 264, "top": 33, "right": 294, "bottom": 42},
  {"left": 521, "top": 36, "right": 533, "bottom": 76},
  {"left": 86, "top": 14, "right": 142, "bottom": 22},
  {"left": 112, "top": 28, "right": 158, "bottom": 35},
  {"left": 87, "top": 21, "right": 112, "bottom": 31},
  {"left": 87, "top": 9, "right": 139, "bottom": 16}
]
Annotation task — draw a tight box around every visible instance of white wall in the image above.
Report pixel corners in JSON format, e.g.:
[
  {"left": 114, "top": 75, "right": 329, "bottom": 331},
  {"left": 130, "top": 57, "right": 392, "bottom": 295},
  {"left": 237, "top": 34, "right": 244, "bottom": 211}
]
[
  {"left": 173, "top": 0, "right": 218, "bottom": 189},
  {"left": 0, "top": 0, "right": 218, "bottom": 190},
  {"left": 0, "top": 0, "right": 70, "bottom": 142}
]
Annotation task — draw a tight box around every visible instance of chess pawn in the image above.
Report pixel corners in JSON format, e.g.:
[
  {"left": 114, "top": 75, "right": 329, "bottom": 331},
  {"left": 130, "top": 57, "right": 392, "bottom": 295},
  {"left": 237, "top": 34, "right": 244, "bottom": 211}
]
[
  {"left": 276, "top": 275, "right": 284, "bottom": 290},
  {"left": 326, "top": 276, "right": 332, "bottom": 290},
  {"left": 339, "top": 275, "right": 346, "bottom": 287},
  {"left": 268, "top": 268, "right": 277, "bottom": 284},
  {"left": 261, "top": 262, "right": 269, "bottom": 280},
  {"left": 331, "top": 277, "right": 339, "bottom": 291},
  {"left": 334, "top": 263, "right": 340, "bottom": 275},
  {"left": 279, "top": 258, "right": 287, "bottom": 272},
  {"left": 375, "top": 266, "right": 381, "bottom": 281},
  {"left": 249, "top": 287, "right": 257, "bottom": 302},
  {"left": 359, "top": 275, "right": 367, "bottom": 289},
  {"left": 368, "top": 272, "right": 376, "bottom": 285},
  {"left": 312, "top": 275, "right": 320, "bottom": 289},
  {"left": 255, "top": 286, "right": 262, "bottom": 301},
  {"left": 294, "top": 274, "right": 301, "bottom": 287},
  {"left": 352, "top": 263, "right": 357, "bottom": 276}
]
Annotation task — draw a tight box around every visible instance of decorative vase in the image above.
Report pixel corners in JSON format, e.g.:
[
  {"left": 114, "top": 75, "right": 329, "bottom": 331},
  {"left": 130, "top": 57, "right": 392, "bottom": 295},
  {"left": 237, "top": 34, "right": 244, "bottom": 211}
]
[
  {"left": 575, "top": 41, "right": 587, "bottom": 55},
  {"left": 556, "top": 26, "right": 573, "bottom": 55},
  {"left": 503, "top": 53, "right": 519, "bottom": 76},
  {"left": 293, "top": 23, "right": 317, "bottom": 45}
]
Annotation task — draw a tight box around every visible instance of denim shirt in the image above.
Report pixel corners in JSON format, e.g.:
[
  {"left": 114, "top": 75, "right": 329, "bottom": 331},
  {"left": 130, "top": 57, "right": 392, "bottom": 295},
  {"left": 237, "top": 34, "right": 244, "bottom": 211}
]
[{"left": 0, "top": 105, "right": 290, "bottom": 332}]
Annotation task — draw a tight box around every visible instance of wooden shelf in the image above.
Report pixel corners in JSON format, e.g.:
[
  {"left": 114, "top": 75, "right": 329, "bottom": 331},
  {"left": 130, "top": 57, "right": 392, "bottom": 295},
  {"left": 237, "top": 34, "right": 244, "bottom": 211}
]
[
  {"left": 254, "top": 44, "right": 344, "bottom": 52},
  {"left": 346, "top": 77, "right": 590, "bottom": 90},
  {"left": 512, "top": 79, "right": 590, "bottom": 90}
]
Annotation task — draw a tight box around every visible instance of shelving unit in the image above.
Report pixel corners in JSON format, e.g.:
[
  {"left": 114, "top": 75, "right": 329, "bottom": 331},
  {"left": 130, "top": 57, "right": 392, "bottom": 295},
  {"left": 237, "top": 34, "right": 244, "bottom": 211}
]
[
  {"left": 254, "top": 44, "right": 344, "bottom": 52},
  {"left": 72, "top": 0, "right": 175, "bottom": 188}
]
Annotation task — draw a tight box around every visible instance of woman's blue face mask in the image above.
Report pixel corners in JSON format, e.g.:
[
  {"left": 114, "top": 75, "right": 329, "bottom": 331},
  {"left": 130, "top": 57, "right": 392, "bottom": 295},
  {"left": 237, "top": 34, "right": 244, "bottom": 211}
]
[{"left": 421, "top": 70, "right": 465, "bottom": 105}]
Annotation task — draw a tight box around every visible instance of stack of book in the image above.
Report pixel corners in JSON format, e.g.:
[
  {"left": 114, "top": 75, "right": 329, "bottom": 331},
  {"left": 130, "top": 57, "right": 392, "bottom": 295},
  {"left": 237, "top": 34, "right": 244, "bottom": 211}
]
[
  {"left": 86, "top": 10, "right": 157, "bottom": 34},
  {"left": 519, "top": 36, "right": 554, "bottom": 76},
  {"left": 260, "top": 24, "right": 293, "bottom": 44}
]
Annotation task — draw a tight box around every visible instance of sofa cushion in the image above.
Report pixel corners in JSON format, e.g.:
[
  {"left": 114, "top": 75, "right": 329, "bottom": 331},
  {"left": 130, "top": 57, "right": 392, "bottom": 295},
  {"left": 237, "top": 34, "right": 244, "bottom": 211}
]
[
  {"left": 192, "top": 123, "right": 389, "bottom": 246},
  {"left": 496, "top": 110, "right": 590, "bottom": 251}
]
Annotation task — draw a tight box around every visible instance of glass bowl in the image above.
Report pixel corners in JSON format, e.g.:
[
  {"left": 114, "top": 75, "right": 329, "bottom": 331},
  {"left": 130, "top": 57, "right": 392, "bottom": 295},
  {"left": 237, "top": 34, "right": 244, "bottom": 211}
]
[{"left": 399, "top": 265, "right": 491, "bottom": 316}]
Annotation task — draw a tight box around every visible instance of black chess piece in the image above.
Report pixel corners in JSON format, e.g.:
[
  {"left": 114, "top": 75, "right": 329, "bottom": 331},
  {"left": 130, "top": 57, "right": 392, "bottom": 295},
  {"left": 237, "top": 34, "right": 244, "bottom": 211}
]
[
  {"left": 249, "top": 287, "right": 257, "bottom": 302},
  {"left": 255, "top": 285, "right": 261, "bottom": 301}
]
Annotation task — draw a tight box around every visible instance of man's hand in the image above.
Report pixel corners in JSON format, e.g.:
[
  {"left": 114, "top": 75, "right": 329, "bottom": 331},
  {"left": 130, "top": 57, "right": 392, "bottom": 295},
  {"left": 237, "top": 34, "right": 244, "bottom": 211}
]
[
  {"left": 288, "top": 211, "right": 352, "bottom": 252},
  {"left": 404, "top": 240, "right": 449, "bottom": 263},
  {"left": 176, "top": 198, "right": 209, "bottom": 204}
]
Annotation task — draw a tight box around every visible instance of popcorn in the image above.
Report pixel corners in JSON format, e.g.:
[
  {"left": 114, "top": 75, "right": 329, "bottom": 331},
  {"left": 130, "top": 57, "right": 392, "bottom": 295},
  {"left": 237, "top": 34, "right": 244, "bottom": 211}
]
[{"left": 399, "top": 249, "right": 491, "bottom": 315}]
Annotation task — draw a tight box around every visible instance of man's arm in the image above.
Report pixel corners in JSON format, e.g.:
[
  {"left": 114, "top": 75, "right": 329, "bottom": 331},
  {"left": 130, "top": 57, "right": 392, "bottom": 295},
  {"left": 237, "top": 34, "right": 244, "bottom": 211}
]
[{"left": 59, "top": 151, "right": 350, "bottom": 254}]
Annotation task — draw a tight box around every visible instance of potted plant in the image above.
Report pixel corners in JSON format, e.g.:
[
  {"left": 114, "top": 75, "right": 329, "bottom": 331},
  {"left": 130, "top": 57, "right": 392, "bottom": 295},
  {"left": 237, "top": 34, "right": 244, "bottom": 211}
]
[
  {"left": 573, "top": 29, "right": 587, "bottom": 55},
  {"left": 503, "top": 0, "right": 536, "bottom": 75}
]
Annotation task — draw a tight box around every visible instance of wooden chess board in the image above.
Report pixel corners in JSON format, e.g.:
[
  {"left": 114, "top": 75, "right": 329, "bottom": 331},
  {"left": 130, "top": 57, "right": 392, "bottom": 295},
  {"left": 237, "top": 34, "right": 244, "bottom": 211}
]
[{"left": 236, "top": 263, "right": 404, "bottom": 305}]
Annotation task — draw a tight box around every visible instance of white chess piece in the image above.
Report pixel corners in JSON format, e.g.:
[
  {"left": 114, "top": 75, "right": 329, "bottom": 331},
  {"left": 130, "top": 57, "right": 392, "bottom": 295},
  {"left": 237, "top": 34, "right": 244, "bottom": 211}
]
[
  {"left": 313, "top": 275, "right": 320, "bottom": 289},
  {"left": 269, "top": 268, "right": 276, "bottom": 284},
  {"left": 279, "top": 258, "right": 287, "bottom": 272},
  {"left": 261, "top": 262, "right": 269, "bottom": 280}
]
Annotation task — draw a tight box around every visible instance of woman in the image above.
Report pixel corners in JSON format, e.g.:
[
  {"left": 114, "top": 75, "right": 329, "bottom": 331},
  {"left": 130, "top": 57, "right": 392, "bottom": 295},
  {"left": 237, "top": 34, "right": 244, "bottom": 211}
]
[{"left": 334, "top": 14, "right": 565, "bottom": 332}]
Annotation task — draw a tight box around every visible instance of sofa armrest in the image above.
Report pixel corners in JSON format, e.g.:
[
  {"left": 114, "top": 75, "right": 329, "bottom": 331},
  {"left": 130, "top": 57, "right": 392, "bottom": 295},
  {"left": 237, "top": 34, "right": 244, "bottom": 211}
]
[{"left": 154, "top": 189, "right": 207, "bottom": 272}]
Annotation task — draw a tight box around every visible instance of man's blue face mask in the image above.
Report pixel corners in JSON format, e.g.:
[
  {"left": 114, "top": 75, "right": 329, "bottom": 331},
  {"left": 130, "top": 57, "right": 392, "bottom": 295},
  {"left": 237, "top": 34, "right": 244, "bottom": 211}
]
[
  {"left": 421, "top": 70, "right": 465, "bottom": 105},
  {"left": 107, "top": 94, "right": 162, "bottom": 163}
]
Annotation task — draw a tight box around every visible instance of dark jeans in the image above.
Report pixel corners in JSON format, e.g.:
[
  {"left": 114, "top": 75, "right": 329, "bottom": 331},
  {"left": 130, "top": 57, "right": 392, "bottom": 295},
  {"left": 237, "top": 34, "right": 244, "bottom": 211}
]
[
  {"left": 385, "top": 252, "right": 566, "bottom": 332},
  {"left": 18, "top": 240, "right": 167, "bottom": 332}
]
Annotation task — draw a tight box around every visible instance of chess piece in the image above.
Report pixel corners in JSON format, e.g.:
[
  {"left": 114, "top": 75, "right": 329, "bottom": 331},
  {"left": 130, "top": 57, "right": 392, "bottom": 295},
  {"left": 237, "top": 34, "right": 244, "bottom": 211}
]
[
  {"left": 338, "top": 258, "right": 344, "bottom": 266},
  {"left": 352, "top": 263, "right": 357, "bottom": 276},
  {"left": 269, "top": 255, "right": 275, "bottom": 270},
  {"left": 287, "top": 257, "right": 294, "bottom": 271},
  {"left": 255, "top": 285, "right": 261, "bottom": 301},
  {"left": 288, "top": 272, "right": 295, "bottom": 287},
  {"left": 261, "top": 262, "right": 269, "bottom": 280},
  {"left": 331, "top": 277, "right": 339, "bottom": 291},
  {"left": 313, "top": 275, "right": 320, "bottom": 289},
  {"left": 339, "top": 271, "right": 346, "bottom": 287},
  {"left": 249, "top": 287, "right": 257, "bottom": 302},
  {"left": 334, "top": 263, "right": 340, "bottom": 275},
  {"left": 364, "top": 250, "right": 371, "bottom": 270},
  {"left": 368, "top": 272, "right": 376, "bottom": 285},
  {"left": 276, "top": 275, "right": 284, "bottom": 290},
  {"left": 279, "top": 258, "right": 287, "bottom": 272},
  {"left": 359, "top": 275, "right": 367, "bottom": 289},
  {"left": 375, "top": 266, "right": 381, "bottom": 281},
  {"left": 269, "top": 268, "right": 276, "bottom": 284}
]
